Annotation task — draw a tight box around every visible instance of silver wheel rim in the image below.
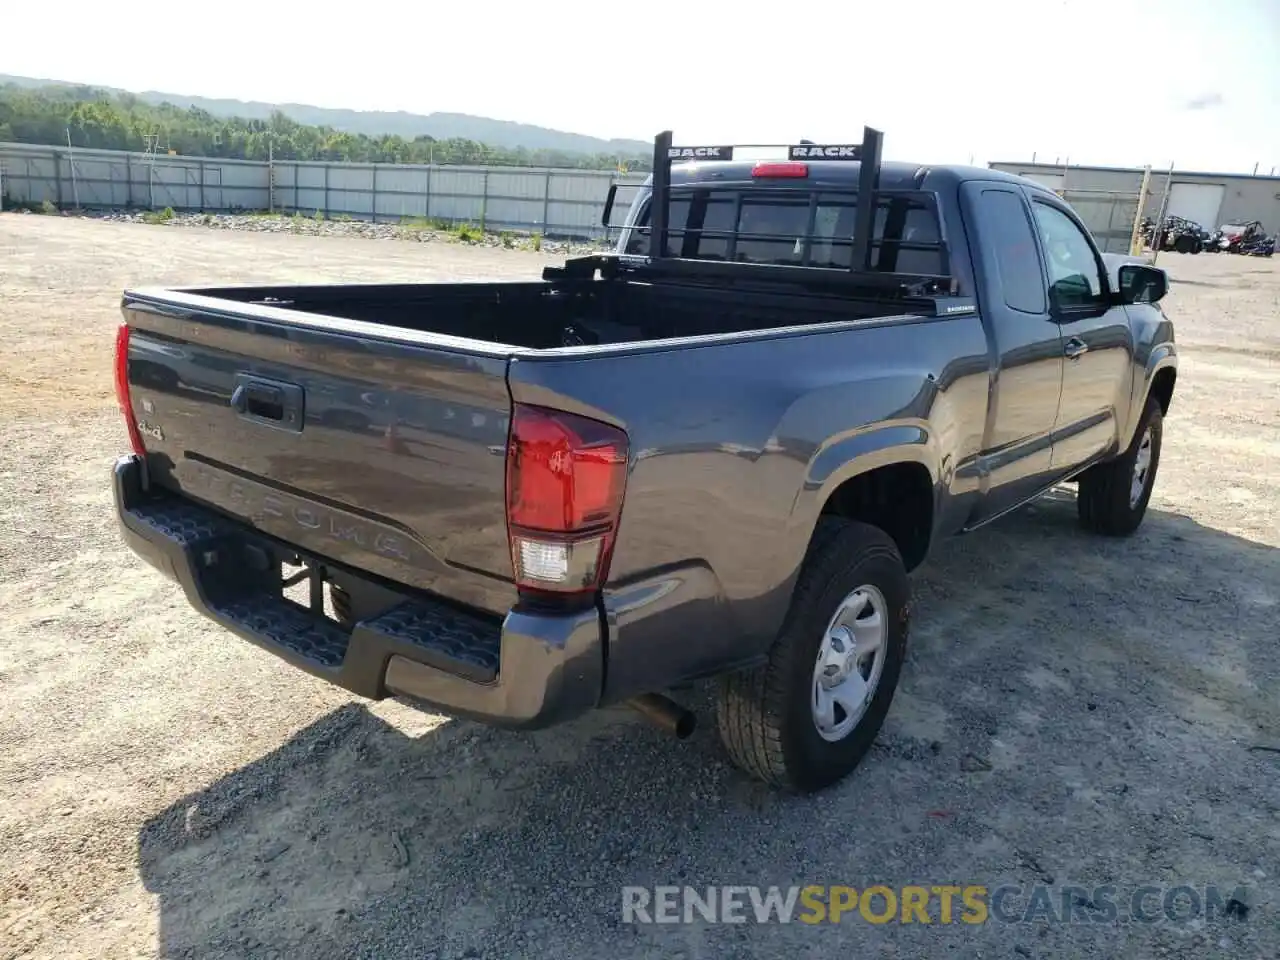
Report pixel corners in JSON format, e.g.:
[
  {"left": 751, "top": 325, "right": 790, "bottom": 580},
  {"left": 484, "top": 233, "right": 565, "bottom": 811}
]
[
  {"left": 811, "top": 585, "right": 888, "bottom": 742},
  {"left": 1130, "top": 426, "right": 1154, "bottom": 508}
]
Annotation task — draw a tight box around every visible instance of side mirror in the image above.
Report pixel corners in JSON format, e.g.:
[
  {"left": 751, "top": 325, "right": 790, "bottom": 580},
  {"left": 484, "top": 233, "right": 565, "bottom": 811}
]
[
  {"left": 1117, "top": 263, "right": 1168, "bottom": 305},
  {"left": 601, "top": 183, "right": 617, "bottom": 228}
]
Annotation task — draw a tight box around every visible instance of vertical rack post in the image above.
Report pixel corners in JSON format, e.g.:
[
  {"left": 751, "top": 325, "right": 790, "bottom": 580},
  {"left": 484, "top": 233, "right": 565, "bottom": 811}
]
[
  {"left": 650, "top": 131, "right": 673, "bottom": 260},
  {"left": 850, "top": 126, "right": 883, "bottom": 272}
]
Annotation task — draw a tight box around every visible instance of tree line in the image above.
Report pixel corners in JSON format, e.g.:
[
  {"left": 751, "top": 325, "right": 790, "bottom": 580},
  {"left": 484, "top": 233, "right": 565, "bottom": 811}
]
[{"left": 0, "top": 84, "right": 650, "bottom": 171}]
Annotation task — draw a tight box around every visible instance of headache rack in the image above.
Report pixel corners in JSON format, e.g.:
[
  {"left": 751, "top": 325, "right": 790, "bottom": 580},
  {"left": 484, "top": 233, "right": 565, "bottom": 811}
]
[{"left": 548, "top": 126, "right": 961, "bottom": 305}]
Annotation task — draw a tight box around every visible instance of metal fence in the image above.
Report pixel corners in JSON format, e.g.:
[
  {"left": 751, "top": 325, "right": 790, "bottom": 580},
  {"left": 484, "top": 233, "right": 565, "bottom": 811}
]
[{"left": 0, "top": 141, "right": 649, "bottom": 240}]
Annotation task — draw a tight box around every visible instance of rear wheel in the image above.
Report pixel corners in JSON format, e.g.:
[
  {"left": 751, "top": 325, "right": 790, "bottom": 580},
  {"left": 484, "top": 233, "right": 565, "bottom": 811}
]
[
  {"left": 715, "top": 519, "right": 910, "bottom": 792},
  {"left": 1077, "top": 397, "right": 1163, "bottom": 536}
]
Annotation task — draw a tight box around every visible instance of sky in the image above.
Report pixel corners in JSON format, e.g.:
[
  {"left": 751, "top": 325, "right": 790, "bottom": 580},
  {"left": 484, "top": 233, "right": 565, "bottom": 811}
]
[{"left": 5, "top": 0, "right": 1279, "bottom": 172}]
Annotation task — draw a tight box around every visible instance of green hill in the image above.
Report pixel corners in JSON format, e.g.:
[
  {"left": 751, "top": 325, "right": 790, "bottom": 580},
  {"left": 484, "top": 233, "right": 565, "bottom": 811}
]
[{"left": 0, "top": 75, "right": 651, "bottom": 170}]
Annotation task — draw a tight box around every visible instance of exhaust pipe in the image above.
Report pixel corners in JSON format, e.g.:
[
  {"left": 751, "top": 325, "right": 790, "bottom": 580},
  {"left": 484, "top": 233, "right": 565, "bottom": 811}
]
[{"left": 629, "top": 693, "right": 697, "bottom": 740}]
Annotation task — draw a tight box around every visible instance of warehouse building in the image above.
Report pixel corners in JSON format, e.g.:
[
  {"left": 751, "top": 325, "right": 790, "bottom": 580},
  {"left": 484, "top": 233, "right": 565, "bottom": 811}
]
[{"left": 988, "top": 160, "right": 1280, "bottom": 248}]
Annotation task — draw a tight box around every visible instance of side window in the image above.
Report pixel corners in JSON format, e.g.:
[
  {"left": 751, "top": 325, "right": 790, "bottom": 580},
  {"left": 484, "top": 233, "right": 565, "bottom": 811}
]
[
  {"left": 1030, "top": 202, "right": 1105, "bottom": 309},
  {"left": 975, "top": 189, "right": 1046, "bottom": 314}
]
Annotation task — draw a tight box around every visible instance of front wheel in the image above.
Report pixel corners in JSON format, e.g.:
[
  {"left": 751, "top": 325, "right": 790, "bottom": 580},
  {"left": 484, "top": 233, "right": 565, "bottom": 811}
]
[
  {"left": 715, "top": 519, "right": 910, "bottom": 792},
  {"left": 1077, "top": 397, "right": 1163, "bottom": 536}
]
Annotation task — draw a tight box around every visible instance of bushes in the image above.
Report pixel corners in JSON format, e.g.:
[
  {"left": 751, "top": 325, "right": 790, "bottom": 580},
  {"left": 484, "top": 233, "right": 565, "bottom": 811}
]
[{"left": 142, "top": 206, "right": 175, "bottom": 224}]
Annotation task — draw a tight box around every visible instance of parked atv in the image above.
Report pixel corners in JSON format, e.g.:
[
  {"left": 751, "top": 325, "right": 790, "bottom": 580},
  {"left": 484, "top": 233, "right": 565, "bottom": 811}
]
[
  {"left": 1165, "top": 216, "right": 1208, "bottom": 254},
  {"left": 1220, "top": 220, "right": 1274, "bottom": 257},
  {"left": 1243, "top": 235, "right": 1275, "bottom": 257},
  {"left": 1141, "top": 215, "right": 1208, "bottom": 254}
]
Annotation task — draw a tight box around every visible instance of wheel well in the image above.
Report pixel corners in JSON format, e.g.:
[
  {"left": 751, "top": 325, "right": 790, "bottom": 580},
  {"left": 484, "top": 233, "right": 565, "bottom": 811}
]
[
  {"left": 1150, "top": 367, "right": 1176, "bottom": 415},
  {"left": 819, "top": 463, "right": 934, "bottom": 571}
]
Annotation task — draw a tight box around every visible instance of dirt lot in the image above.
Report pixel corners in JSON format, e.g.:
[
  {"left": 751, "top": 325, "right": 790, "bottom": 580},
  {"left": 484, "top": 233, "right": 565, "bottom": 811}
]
[{"left": 1, "top": 213, "right": 1277, "bottom": 960}]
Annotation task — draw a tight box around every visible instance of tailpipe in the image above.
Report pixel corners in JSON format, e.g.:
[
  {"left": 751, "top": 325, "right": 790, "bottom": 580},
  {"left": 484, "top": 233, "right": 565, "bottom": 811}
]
[{"left": 628, "top": 693, "right": 697, "bottom": 740}]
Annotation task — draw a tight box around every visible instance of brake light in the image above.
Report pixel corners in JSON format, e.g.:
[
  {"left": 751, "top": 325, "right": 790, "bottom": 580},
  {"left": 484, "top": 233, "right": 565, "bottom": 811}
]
[
  {"left": 505, "top": 404, "right": 628, "bottom": 594},
  {"left": 752, "top": 161, "right": 808, "bottom": 178},
  {"left": 114, "top": 322, "right": 146, "bottom": 456}
]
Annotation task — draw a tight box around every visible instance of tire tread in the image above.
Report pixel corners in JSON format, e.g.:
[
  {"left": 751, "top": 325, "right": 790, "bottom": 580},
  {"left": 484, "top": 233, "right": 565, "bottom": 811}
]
[{"left": 716, "top": 518, "right": 907, "bottom": 790}]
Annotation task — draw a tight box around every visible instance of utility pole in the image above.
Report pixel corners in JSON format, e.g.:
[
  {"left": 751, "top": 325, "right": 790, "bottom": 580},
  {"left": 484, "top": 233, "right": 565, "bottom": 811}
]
[
  {"left": 1130, "top": 165, "right": 1152, "bottom": 256},
  {"left": 142, "top": 132, "right": 160, "bottom": 208},
  {"left": 1149, "top": 160, "right": 1175, "bottom": 264}
]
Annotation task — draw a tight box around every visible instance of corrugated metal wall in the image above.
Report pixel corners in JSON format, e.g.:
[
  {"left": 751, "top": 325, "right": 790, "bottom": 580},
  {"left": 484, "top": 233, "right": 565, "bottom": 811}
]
[{"left": 0, "top": 141, "right": 648, "bottom": 239}]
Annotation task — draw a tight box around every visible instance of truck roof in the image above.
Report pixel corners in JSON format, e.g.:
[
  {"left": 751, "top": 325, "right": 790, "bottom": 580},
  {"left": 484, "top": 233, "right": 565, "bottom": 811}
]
[{"left": 657, "top": 160, "right": 1050, "bottom": 195}]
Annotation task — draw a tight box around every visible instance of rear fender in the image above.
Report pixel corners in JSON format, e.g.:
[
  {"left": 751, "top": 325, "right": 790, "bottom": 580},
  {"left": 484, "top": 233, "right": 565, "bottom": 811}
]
[{"left": 788, "top": 421, "right": 941, "bottom": 573}]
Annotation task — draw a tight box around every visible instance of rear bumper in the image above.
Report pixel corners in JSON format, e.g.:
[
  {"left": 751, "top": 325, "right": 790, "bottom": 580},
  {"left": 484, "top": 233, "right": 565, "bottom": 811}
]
[{"left": 113, "top": 454, "right": 603, "bottom": 729}]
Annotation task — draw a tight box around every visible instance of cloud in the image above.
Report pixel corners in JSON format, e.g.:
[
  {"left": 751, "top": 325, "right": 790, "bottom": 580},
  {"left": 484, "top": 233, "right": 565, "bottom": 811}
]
[{"left": 1183, "top": 93, "right": 1225, "bottom": 111}]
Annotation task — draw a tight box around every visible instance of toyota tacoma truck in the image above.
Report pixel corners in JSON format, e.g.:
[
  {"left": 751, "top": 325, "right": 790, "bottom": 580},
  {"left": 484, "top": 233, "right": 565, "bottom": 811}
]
[{"left": 113, "top": 126, "right": 1177, "bottom": 792}]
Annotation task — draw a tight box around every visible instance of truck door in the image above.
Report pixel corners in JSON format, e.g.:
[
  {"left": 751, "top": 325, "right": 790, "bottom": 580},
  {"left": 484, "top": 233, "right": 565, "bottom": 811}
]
[
  {"left": 960, "top": 182, "right": 1065, "bottom": 523},
  {"left": 1025, "top": 195, "right": 1136, "bottom": 473}
]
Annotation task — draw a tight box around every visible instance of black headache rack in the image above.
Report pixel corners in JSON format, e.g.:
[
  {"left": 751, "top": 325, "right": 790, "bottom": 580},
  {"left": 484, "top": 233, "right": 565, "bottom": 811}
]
[{"left": 547, "top": 126, "right": 963, "bottom": 308}]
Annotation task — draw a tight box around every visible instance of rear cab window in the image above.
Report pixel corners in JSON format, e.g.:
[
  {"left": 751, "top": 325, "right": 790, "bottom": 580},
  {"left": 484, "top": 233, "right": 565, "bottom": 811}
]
[
  {"left": 971, "top": 188, "right": 1047, "bottom": 314},
  {"left": 624, "top": 188, "right": 945, "bottom": 276}
]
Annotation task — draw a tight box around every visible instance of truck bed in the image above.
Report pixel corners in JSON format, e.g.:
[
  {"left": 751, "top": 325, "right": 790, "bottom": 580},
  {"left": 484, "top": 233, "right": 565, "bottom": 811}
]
[
  {"left": 178, "top": 277, "right": 924, "bottom": 349},
  {"left": 120, "top": 274, "right": 934, "bottom": 626}
]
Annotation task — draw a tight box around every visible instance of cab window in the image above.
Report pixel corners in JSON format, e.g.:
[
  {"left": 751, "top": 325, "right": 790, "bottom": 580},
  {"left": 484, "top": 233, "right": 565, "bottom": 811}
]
[
  {"left": 624, "top": 189, "right": 944, "bottom": 275},
  {"left": 1030, "top": 202, "right": 1105, "bottom": 309}
]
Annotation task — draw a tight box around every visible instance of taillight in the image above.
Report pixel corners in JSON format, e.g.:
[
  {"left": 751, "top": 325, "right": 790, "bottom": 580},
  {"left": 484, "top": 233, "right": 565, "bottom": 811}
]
[
  {"left": 114, "top": 322, "right": 146, "bottom": 456},
  {"left": 505, "top": 404, "right": 628, "bottom": 595},
  {"left": 752, "top": 161, "right": 808, "bottom": 178}
]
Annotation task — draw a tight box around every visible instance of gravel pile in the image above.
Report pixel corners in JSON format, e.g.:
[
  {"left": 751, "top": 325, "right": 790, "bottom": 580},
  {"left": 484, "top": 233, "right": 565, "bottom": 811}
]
[{"left": 68, "top": 208, "right": 611, "bottom": 256}]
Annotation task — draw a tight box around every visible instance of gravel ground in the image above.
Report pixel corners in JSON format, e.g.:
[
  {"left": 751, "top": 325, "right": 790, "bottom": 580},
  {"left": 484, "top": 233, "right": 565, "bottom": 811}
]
[{"left": 0, "top": 214, "right": 1277, "bottom": 960}]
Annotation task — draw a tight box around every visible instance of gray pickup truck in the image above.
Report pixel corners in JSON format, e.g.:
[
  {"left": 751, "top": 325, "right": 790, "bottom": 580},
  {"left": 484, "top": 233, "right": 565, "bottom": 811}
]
[{"left": 113, "top": 126, "right": 1177, "bottom": 792}]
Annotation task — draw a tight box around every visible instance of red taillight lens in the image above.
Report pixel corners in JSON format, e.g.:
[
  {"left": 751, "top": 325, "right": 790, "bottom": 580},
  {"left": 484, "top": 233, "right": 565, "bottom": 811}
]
[
  {"left": 752, "top": 161, "right": 808, "bottom": 178},
  {"left": 505, "top": 404, "right": 628, "bottom": 594},
  {"left": 114, "top": 322, "right": 146, "bottom": 456}
]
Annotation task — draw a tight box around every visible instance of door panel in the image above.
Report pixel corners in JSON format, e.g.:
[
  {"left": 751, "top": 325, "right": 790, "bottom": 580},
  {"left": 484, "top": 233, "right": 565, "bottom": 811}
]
[
  {"left": 959, "top": 182, "right": 1064, "bottom": 524},
  {"left": 1027, "top": 198, "right": 1136, "bottom": 472}
]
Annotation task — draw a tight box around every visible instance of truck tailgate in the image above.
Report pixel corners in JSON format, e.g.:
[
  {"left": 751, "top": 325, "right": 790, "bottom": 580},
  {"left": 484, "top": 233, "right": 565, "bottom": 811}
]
[{"left": 121, "top": 293, "right": 518, "bottom": 617}]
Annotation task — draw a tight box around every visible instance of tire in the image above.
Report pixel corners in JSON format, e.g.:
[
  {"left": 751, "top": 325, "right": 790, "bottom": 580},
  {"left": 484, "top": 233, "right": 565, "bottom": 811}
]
[
  {"left": 715, "top": 519, "right": 910, "bottom": 792},
  {"left": 1077, "top": 397, "right": 1163, "bottom": 536}
]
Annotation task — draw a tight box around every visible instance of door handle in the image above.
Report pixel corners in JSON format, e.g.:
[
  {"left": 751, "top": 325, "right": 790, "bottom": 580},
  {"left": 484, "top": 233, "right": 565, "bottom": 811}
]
[
  {"left": 1064, "top": 337, "right": 1089, "bottom": 360},
  {"left": 231, "top": 375, "right": 305, "bottom": 431}
]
